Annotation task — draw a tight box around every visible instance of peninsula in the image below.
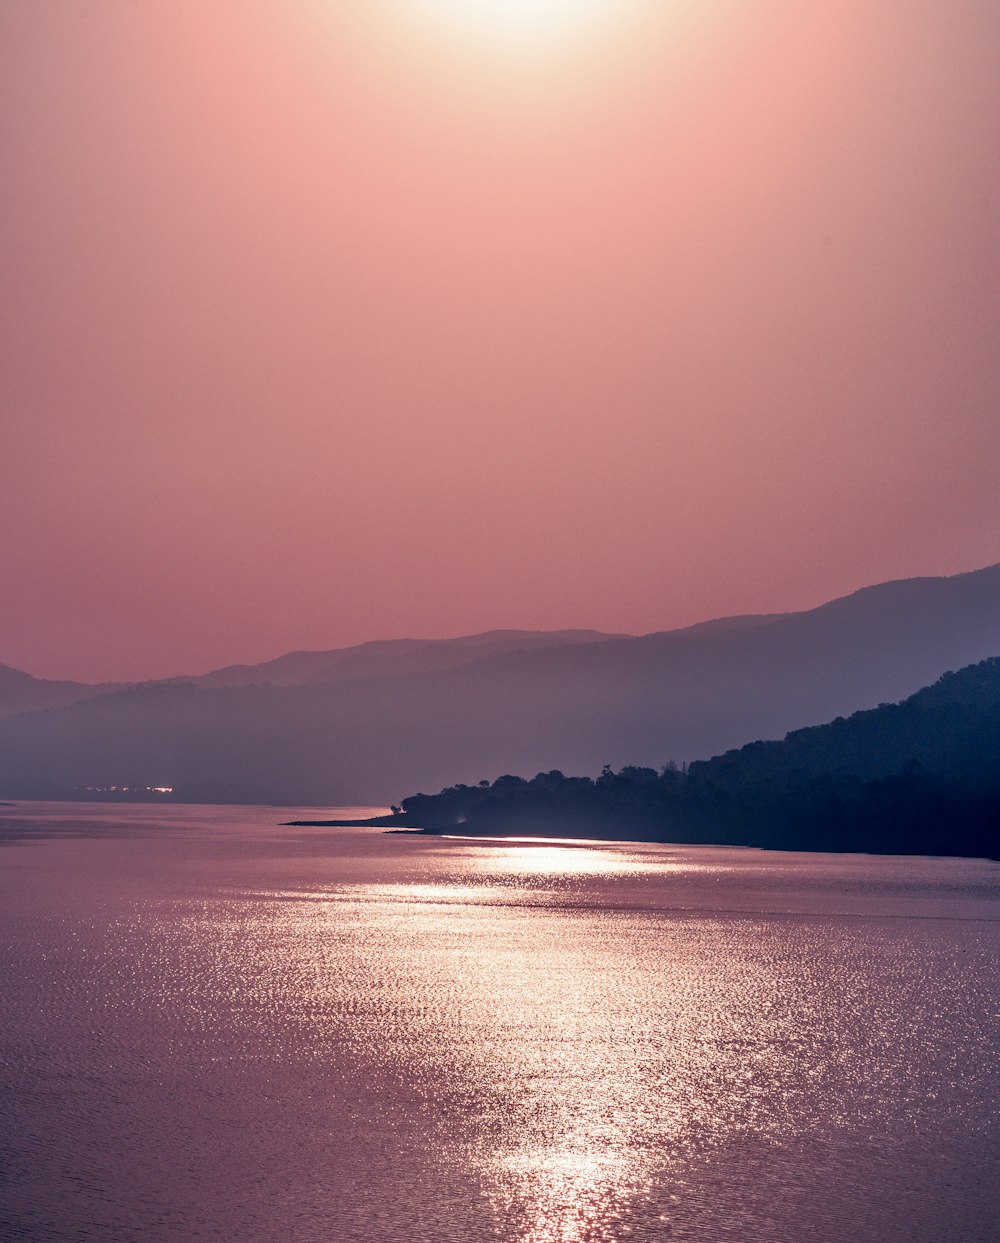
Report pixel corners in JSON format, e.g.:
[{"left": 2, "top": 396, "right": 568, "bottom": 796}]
[{"left": 290, "top": 656, "right": 1000, "bottom": 859}]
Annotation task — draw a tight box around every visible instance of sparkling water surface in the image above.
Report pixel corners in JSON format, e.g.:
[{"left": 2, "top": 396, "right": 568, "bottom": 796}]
[{"left": 1, "top": 802, "right": 997, "bottom": 1242}]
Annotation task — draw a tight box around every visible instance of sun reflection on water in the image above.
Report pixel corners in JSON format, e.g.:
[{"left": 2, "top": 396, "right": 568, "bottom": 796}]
[
  {"left": 501, "top": 1146, "right": 652, "bottom": 1243},
  {"left": 440, "top": 837, "right": 688, "bottom": 879},
  {"left": 473, "top": 842, "right": 648, "bottom": 877},
  {"left": 188, "top": 834, "right": 1000, "bottom": 1241},
  {"left": 328, "top": 855, "right": 678, "bottom": 1239},
  {"left": 241, "top": 838, "right": 783, "bottom": 1238}
]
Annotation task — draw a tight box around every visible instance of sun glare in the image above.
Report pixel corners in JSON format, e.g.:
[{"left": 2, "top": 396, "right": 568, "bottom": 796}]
[{"left": 408, "top": 0, "right": 626, "bottom": 53}]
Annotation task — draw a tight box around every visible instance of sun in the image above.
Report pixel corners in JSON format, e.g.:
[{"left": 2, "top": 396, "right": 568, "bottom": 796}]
[{"left": 408, "top": 0, "right": 625, "bottom": 53}]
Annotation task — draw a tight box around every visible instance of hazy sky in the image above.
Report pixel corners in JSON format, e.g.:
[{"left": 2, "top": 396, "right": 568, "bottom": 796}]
[{"left": 3, "top": 0, "right": 999, "bottom": 682}]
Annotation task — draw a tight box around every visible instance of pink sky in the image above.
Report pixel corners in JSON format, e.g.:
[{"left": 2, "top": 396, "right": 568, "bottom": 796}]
[{"left": 3, "top": 1, "right": 999, "bottom": 682}]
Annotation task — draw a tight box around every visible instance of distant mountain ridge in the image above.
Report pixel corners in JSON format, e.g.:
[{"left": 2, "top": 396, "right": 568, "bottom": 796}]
[
  {"left": 0, "top": 663, "right": 124, "bottom": 720},
  {"left": 175, "top": 629, "right": 623, "bottom": 689},
  {"left": 1, "top": 562, "right": 999, "bottom": 804},
  {"left": 0, "top": 630, "right": 620, "bottom": 717}
]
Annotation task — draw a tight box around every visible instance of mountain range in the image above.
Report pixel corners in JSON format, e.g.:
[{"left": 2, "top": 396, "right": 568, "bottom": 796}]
[
  {"left": 0, "top": 663, "right": 126, "bottom": 720},
  {"left": 0, "top": 630, "right": 616, "bottom": 720},
  {"left": 1, "top": 563, "right": 999, "bottom": 804}
]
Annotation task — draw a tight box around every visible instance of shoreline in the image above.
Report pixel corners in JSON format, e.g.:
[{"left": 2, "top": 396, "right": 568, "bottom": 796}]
[
  {"left": 284, "top": 814, "right": 416, "bottom": 828},
  {"left": 281, "top": 815, "right": 998, "bottom": 860}
]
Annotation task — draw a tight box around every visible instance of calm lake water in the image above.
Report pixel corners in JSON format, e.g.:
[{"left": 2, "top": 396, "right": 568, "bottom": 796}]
[{"left": 1, "top": 802, "right": 997, "bottom": 1243}]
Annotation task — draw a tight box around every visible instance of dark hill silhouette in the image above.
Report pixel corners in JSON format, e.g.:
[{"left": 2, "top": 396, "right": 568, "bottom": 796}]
[
  {"left": 693, "top": 657, "right": 1000, "bottom": 789},
  {"left": 1, "top": 563, "right": 999, "bottom": 804},
  {"left": 362, "top": 657, "right": 1000, "bottom": 858}
]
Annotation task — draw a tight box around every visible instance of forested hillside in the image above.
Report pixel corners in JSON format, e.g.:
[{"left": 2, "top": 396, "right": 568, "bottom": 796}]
[{"left": 384, "top": 658, "right": 1000, "bottom": 858}]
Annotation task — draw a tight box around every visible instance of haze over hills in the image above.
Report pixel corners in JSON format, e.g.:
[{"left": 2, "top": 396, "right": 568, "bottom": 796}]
[
  {"left": 176, "top": 629, "right": 622, "bottom": 689},
  {"left": 0, "top": 630, "right": 619, "bottom": 717},
  {"left": 1, "top": 563, "right": 999, "bottom": 804},
  {"left": 0, "top": 664, "right": 124, "bottom": 721}
]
